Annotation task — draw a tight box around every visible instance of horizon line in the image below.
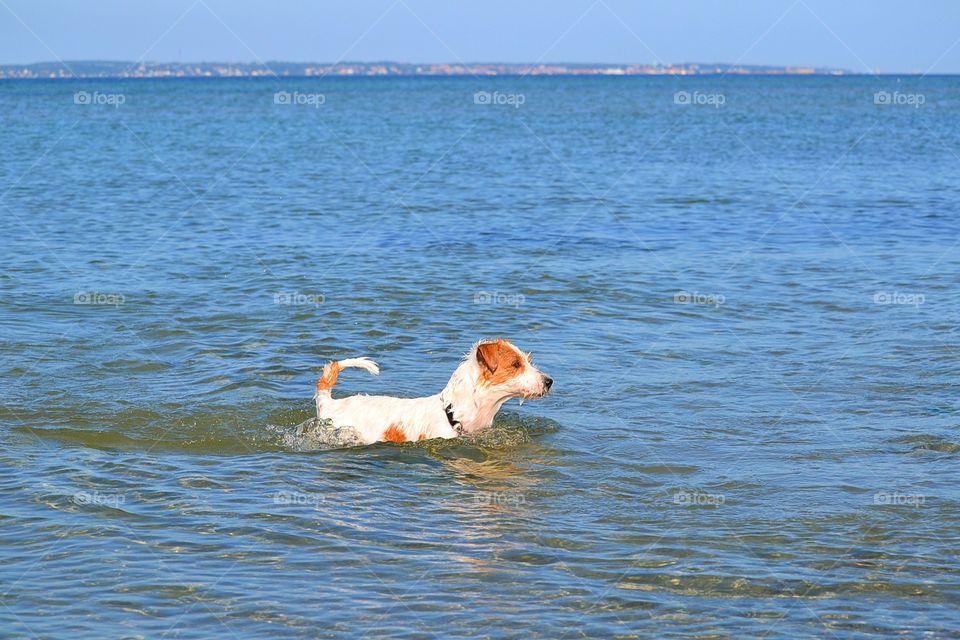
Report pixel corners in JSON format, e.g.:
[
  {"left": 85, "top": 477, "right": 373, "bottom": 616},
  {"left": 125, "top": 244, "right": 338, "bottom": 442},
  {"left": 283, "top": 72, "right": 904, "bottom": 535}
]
[
  {"left": 3, "top": 59, "right": 953, "bottom": 76},
  {"left": 4, "top": 59, "right": 849, "bottom": 68},
  {"left": 0, "top": 59, "right": 855, "bottom": 79}
]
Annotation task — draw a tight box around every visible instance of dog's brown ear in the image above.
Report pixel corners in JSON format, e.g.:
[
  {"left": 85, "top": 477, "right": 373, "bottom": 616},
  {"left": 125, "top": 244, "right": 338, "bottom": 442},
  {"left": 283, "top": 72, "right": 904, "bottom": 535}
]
[{"left": 476, "top": 341, "right": 501, "bottom": 373}]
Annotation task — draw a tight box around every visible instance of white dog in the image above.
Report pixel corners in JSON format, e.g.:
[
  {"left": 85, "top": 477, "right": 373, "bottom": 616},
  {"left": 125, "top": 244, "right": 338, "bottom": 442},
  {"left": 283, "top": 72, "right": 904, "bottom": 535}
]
[{"left": 314, "top": 339, "right": 553, "bottom": 444}]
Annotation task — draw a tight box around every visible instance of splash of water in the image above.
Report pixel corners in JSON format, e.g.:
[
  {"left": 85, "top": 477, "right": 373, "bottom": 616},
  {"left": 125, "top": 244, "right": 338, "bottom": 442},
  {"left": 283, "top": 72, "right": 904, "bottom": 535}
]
[{"left": 270, "top": 417, "right": 366, "bottom": 451}]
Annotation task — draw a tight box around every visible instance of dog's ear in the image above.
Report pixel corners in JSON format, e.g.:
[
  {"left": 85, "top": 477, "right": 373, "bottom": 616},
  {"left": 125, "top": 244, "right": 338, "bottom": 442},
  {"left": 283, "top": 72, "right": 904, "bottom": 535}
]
[{"left": 476, "top": 341, "right": 502, "bottom": 373}]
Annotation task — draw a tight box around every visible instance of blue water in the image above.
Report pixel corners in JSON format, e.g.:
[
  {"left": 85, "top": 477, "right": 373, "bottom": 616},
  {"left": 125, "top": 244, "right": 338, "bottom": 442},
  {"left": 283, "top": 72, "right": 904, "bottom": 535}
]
[{"left": 1, "top": 75, "right": 959, "bottom": 638}]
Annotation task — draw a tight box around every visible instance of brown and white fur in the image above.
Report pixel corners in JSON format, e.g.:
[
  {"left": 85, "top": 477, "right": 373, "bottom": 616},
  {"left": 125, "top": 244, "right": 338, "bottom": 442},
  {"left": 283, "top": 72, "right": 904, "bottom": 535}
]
[{"left": 314, "top": 339, "right": 552, "bottom": 445}]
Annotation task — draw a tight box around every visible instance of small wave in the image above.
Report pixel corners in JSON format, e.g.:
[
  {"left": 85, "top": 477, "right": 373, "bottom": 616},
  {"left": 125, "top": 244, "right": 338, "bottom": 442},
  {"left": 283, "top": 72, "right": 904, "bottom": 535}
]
[
  {"left": 15, "top": 403, "right": 558, "bottom": 455},
  {"left": 891, "top": 434, "right": 960, "bottom": 455},
  {"left": 269, "top": 410, "right": 559, "bottom": 452},
  {"left": 269, "top": 417, "right": 366, "bottom": 451}
]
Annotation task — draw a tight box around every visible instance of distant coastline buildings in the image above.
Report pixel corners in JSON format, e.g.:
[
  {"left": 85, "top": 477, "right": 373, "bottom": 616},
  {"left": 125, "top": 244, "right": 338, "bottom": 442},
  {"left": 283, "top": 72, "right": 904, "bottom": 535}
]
[{"left": 0, "top": 61, "right": 847, "bottom": 79}]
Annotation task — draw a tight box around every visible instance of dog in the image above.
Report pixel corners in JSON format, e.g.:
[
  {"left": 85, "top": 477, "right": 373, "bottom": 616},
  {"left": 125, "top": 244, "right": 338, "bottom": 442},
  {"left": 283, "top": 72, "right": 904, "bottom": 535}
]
[{"left": 314, "top": 339, "right": 552, "bottom": 444}]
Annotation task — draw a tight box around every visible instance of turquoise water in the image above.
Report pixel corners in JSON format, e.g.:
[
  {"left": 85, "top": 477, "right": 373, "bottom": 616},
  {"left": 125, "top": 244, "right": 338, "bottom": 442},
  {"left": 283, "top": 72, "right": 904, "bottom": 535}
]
[{"left": 1, "top": 76, "right": 959, "bottom": 638}]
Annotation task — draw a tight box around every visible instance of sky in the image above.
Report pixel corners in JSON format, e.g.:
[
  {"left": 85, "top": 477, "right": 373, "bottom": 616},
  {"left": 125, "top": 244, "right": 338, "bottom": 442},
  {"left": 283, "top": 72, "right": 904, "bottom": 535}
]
[{"left": 2, "top": 0, "right": 960, "bottom": 73}]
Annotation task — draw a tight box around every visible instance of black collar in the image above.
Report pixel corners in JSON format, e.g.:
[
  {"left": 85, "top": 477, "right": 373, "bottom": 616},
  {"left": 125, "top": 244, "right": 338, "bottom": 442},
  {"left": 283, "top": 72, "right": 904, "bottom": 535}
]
[{"left": 443, "top": 402, "right": 464, "bottom": 436}]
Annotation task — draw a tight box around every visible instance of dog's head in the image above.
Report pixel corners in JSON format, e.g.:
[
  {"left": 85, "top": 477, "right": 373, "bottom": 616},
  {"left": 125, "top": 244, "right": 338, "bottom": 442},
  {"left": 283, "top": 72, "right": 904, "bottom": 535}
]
[{"left": 472, "top": 339, "right": 553, "bottom": 400}]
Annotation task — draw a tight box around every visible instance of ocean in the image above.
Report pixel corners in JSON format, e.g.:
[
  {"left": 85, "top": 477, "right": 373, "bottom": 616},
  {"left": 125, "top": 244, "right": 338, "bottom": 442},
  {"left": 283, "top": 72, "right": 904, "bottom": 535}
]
[{"left": 1, "top": 75, "right": 958, "bottom": 638}]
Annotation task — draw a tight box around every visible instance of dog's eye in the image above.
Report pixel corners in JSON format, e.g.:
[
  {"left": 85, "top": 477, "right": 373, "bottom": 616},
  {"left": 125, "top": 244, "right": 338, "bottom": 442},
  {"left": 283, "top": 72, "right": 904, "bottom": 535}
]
[{"left": 512, "top": 360, "right": 521, "bottom": 369}]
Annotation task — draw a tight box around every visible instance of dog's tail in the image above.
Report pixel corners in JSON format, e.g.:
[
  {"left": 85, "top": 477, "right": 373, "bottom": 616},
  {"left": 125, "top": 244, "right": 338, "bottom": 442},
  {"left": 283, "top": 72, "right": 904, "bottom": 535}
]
[{"left": 315, "top": 357, "right": 379, "bottom": 402}]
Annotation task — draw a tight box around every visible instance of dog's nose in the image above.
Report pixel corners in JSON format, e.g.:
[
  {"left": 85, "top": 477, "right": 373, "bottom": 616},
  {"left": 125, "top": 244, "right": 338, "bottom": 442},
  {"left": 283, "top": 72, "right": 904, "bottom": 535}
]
[{"left": 543, "top": 376, "right": 553, "bottom": 390}]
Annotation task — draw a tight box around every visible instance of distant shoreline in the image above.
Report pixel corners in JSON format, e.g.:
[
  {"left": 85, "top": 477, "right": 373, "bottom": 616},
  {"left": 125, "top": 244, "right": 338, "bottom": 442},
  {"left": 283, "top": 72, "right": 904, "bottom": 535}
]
[{"left": 0, "top": 60, "right": 858, "bottom": 79}]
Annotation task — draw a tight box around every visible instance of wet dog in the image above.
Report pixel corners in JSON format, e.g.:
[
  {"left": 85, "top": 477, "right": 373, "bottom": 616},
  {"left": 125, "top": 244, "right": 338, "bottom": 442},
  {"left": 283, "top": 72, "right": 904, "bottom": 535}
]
[{"left": 314, "top": 339, "right": 552, "bottom": 444}]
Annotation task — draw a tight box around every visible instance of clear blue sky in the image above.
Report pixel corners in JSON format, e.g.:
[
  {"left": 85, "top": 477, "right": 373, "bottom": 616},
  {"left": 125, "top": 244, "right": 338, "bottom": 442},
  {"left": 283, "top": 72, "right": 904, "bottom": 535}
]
[{"left": 2, "top": 0, "right": 960, "bottom": 73}]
